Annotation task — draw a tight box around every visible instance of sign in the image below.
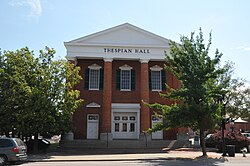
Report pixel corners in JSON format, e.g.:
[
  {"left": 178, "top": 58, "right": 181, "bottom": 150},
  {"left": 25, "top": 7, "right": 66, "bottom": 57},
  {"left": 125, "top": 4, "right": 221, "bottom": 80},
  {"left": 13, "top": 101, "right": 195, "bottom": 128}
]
[{"left": 104, "top": 48, "right": 150, "bottom": 54}]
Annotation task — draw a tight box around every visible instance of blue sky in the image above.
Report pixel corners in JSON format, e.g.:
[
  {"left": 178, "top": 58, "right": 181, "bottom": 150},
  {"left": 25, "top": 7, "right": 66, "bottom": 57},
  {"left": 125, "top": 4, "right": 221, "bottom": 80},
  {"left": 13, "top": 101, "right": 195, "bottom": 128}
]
[{"left": 0, "top": 0, "right": 250, "bottom": 82}]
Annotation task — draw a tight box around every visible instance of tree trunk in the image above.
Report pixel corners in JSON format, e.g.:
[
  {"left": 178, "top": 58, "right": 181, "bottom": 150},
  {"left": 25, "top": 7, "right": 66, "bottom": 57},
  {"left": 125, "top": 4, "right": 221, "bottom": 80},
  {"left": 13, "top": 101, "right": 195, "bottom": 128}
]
[
  {"left": 200, "top": 129, "right": 207, "bottom": 157},
  {"left": 33, "top": 133, "right": 39, "bottom": 154}
]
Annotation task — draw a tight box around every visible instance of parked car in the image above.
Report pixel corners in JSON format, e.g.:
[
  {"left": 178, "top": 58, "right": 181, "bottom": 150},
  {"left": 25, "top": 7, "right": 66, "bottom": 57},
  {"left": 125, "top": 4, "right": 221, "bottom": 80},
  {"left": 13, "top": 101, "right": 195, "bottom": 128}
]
[
  {"left": 242, "top": 133, "right": 250, "bottom": 139},
  {"left": 0, "top": 137, "right": 27, "bottom": 165}
]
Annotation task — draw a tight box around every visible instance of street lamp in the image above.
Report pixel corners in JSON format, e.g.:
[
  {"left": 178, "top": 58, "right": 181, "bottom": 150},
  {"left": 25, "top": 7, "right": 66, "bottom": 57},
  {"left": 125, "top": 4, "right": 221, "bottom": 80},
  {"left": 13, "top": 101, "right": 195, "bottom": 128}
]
[{"left": 218, "top": 95, "right": 227, "bottom": 156}]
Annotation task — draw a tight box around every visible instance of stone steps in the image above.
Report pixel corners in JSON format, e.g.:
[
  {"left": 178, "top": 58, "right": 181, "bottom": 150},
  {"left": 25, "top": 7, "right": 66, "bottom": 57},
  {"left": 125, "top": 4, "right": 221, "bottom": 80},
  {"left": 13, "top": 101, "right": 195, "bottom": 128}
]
[{"left": 60, "top": 139, "right": 190, "bottom": 149}]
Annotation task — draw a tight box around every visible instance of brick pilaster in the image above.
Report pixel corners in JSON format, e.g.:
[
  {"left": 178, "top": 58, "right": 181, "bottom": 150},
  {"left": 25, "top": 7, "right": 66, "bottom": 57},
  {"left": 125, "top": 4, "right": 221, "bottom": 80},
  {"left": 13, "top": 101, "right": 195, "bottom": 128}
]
[
  {"left": 140, "top": 59, "right": 150, "bottom": 131},
  {"left": 101, "top": 58, "right": 113, "bottom": 133}
]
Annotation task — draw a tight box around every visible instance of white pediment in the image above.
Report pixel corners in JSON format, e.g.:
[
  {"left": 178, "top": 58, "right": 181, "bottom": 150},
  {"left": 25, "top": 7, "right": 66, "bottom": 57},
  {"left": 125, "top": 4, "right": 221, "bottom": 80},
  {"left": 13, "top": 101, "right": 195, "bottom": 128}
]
[
  {"left": 65, "top": 23, "right": 170, "bottom": 47},
  {"left": 86, "top": 102, "right": 101, "bottom": 108},
  {"left": 64, "top": 23, "right": 171, "bottom": 61}
]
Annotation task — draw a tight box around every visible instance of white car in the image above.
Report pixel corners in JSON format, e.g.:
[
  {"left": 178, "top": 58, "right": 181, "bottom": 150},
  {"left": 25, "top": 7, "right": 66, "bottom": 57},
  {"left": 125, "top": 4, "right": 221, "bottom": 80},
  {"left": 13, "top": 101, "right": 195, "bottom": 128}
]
[{"left": 242, "top": 133, "right": 250, "bottom": 139}]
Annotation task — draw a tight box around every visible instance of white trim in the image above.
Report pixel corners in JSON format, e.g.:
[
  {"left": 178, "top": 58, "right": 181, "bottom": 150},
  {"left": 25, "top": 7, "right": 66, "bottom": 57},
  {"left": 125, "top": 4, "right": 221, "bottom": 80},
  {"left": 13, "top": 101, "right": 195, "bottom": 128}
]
[
  {"left": 111, "top": 103, "right": 140, "bottom": 139},
  {"left": 66, "top": 56, "right": 77, "bottom": 61},
  {"left": 150, "top": 69, "right": 162, "bottom": 91},
  {"left": 104, "top": 58, "right": 113, "bottom": 62},
  {"left": 150, "top": 65, "right": 163, "bottom": 71},
  {"left": 140, "top": 59, "right": 150, "bottom": 63},
  {"left": 112, "top": 103, "right": 140, "bottom": 109},
  {"left": 87, "top": 114, "right": 99, "bottom": 139},
  {"left": 119, "top": 64, "right": 133, "bottom": 70},
  {"left": 88, "top": 64, "right": 102, "bottom": 70},
  {"left": 86, "top": 102, "right": 101, "bottom": 108},
  {"left": 64, "top": 23, "right": 171, "bottom": 61},
  {"left": 65, "top": 42, "right": 170, "bottom": 48}
]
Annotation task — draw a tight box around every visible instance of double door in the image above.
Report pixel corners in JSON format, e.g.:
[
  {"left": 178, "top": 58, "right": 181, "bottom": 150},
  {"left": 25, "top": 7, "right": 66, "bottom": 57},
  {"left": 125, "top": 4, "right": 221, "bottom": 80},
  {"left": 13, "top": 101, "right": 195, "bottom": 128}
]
[{"left": 112, "top": 112, "right": 138, "bottom": 139}]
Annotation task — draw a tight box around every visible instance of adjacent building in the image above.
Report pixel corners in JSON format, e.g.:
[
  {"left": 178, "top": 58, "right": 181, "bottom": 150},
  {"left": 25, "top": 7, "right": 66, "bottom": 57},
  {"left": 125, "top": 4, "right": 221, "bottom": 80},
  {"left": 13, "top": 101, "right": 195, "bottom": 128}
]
[{"left": 64, "top": 23, "right": 182, "bottom": 141}]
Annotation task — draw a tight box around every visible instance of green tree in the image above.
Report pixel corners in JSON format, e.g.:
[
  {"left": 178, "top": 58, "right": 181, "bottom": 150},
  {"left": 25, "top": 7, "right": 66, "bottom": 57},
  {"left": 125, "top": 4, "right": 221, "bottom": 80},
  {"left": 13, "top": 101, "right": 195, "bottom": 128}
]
[
  {"left": 148, "top": 29, "right": 229, "bottom": 156},
  {"left": 216, "top": 62, "right": 250, "bottom": 119},
  {"left": 226, "top": 79, "right": 250, "bottom": 119},
  {"left": 0, "top": 47, "right": 82, "bottom": 146}
]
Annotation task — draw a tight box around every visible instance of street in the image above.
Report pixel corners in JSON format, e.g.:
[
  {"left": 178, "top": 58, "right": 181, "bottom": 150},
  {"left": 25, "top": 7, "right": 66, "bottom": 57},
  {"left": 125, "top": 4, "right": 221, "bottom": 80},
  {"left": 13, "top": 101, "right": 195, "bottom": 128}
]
[{"left": 19, "top": 159, "right": 250, "bottom": 166}]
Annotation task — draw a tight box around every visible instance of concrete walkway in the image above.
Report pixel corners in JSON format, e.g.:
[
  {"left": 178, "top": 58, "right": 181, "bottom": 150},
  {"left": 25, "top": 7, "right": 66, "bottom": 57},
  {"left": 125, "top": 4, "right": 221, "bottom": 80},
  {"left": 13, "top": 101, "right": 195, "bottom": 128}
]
[{"left": 26, "top": 148, "right": 250, "bottom": 162}]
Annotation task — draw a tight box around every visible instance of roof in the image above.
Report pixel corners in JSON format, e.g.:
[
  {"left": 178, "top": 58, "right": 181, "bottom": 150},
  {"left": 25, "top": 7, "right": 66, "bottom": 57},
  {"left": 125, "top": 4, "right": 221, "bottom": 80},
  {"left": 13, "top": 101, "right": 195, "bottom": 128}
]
[
  {"left": 64, "top": 23, "right": 170, "bottom": 47},
  {"left": 234, "top": 117, "right": 248, "bottom": 123}
]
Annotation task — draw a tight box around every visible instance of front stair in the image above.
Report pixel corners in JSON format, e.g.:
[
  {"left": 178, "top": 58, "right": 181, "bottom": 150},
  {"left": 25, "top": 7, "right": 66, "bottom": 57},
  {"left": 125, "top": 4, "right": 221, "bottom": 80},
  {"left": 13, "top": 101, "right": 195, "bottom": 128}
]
[{"left": 60, "top": 139, "right": 191, "bottom": 149}]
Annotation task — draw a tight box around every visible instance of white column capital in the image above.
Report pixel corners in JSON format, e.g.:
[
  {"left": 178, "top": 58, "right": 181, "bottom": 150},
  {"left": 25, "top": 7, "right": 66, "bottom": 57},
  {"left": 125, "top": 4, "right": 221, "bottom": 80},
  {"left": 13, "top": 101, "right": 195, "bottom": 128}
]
[
  {"left": 104, "top": 58, "right": 113, "bottom": 62},
  {"left": 66, "top": 56, "right": 77, "bottom": 65},
  {"left": 139, "top": 59, "right": 150, "bottom": 63}
]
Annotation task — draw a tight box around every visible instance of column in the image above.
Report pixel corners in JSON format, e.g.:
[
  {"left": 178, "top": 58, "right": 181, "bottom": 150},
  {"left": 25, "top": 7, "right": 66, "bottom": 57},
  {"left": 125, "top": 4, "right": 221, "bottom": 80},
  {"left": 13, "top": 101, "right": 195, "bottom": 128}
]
[
  {"left": 101, "top": 58, "right": 113, "bottom": 140},
  {"left": 140, "top": 59, "right": 150, "bottom": 131},
  {"left": 67, "top": 57, "right": 77, "bottom": 65}
]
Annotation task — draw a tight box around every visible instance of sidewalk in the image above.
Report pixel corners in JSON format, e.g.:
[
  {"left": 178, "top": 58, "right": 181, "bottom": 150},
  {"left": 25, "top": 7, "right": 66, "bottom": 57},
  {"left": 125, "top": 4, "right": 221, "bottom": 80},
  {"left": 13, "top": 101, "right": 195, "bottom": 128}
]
[{"left": 26, "top": 148, "right": 249, "bottom": 162}]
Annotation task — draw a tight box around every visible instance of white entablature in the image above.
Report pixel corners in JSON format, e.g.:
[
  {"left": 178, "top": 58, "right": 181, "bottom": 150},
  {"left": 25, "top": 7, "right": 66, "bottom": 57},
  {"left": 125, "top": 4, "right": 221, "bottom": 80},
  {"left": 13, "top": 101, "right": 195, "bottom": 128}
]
[{"left": 64, "top": 23, "right": 171, "bottom": 61}]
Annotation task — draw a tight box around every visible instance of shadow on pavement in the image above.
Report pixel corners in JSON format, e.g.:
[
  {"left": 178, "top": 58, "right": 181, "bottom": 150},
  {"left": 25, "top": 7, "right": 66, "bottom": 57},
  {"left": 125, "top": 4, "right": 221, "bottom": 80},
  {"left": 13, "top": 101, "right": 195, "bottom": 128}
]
[{"left": 138, "top": 156, "right": 227, "bottom": 166}]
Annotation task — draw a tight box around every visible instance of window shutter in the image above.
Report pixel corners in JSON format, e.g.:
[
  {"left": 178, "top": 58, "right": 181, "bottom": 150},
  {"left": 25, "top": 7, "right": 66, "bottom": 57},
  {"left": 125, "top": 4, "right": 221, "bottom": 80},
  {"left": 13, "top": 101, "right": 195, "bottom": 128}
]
[
  {"left": 149, "top": 70, "right": 152, "bottom": 90},
  {"left": 116, "top": 69, "right": 120, "bottom": 90},
  {"left": 99, "top": 68, "right": 104, "bottom": 90},
  {"left": 131, "top": 69, "right": 136, "bottom": 90},
  {"left": 84, "top": 68, "right": 89, "bottom": 90},
  {"left": 161, "top": 70, "right": 166, "bottom": 91}
]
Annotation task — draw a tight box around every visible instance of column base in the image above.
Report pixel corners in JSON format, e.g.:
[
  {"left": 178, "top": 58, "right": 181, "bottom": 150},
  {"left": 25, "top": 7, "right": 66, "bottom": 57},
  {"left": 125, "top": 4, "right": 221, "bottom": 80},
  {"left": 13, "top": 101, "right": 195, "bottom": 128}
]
[
  {"left": 100, "top": 133, "right": 113, "bottom": 141},
  {"left": 139, "top": 133, "right": 152, "bottom": 142},
  {"left": 177, "top": 132, "right": 190, "bottom": 141},
  {"left": 61, "top": 132, "right": 74, "bottom": 141}
]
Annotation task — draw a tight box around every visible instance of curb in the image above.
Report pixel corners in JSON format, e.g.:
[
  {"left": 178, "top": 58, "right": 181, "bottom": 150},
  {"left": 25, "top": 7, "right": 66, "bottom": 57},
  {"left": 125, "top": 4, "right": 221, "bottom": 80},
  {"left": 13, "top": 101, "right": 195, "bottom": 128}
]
[{"left": 26, "top": 157, "right": 226, "bottom": 163}]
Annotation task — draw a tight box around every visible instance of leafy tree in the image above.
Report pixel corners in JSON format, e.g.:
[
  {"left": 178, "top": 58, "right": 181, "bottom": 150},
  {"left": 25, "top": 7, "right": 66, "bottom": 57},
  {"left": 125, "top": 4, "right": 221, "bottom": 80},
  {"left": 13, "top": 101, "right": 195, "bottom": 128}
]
[
  {"left": 148, "top": 29, "right": 229, "bottom": 156},
  {"left": 0, "top": 47, "right": 82, "bottom": 148},
  {"left": 216, "top": 62, "right": 250, "bottom": 119},
  {"left": 226, "top": 82, "right": 250, "bottom": 119}
]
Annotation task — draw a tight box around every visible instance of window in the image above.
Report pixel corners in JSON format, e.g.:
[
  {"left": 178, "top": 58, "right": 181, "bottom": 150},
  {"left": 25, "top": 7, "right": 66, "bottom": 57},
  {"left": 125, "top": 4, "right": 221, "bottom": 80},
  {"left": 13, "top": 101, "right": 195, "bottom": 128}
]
[
  {"left": 120, "top": 70, "right": 131, "bottom": 90},
  {"left": 122, "top": 116, "right": 128, "bottom": 120},
  {"left": 84, "top": 64, "right": 103, "bottom": 90},
  {"left": 88, "top": 115, "right": 99, "bottom": 121},
  {"left": 0, "top": 139, "right": 13, "bottom": 147},
  {"left": 151, "top": 70, "right": 161, "bottom": 91},
  {"left": 130, "top": 123, "right": 135, "bottom": 132},
  {"left": 122, "top": 123, "right": 127, "bottom": 132},
  {"left": 149, "top": 65, "right": 166, "bottom": 91},
  {"left": 115, "top": 123, "right": 119, "bottom": 132},
  {"left": 116, "top": 64, "right": 135, "bottom": 91},
  {"left": 89, "top": 69, "right": 100, "bottom": 90}
]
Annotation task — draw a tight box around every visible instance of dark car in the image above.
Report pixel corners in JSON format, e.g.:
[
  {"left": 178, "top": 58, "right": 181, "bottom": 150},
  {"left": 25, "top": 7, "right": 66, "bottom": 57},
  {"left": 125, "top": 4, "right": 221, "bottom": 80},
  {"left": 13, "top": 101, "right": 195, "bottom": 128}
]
[
  {"left": 0, "top": 137, "right": 27, "bottom": 165},
  {"left": 25, "top": 138, "right": 50, "bottom": 153}
]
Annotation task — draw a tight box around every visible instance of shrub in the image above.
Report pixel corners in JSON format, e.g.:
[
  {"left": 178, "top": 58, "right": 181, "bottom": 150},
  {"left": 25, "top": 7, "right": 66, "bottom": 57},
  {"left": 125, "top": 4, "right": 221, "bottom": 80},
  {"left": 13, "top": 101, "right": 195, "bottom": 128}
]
[{"left": 208, "top": 130, "right": 250, "bottom": 152}]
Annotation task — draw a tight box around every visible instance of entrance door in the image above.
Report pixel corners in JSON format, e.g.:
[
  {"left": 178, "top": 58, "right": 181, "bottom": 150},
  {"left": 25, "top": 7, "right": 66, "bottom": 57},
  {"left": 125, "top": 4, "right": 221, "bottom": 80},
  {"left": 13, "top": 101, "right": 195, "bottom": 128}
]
[
  {"left": 87, "top": 114, "right": 99, "bottom": 139},
  {"left": 151, "top": 116, "right": 163, "bottom": 139},
  {"left": 112, "top": 112, "right": 138, "bottom": 139}
]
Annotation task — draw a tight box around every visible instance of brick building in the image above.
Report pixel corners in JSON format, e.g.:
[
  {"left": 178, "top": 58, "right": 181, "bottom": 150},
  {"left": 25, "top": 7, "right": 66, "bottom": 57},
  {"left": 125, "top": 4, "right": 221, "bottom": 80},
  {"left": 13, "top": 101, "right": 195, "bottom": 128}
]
[{"left": 64, "top": 23, "right": 181, "bottom": 141}]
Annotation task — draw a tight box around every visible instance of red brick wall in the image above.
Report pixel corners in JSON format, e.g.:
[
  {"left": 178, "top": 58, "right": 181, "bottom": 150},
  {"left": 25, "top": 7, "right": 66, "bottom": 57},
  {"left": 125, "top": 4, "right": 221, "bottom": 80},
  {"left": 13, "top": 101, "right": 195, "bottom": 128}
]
[
  {"left": 73, "top": 59, "right": 104, "bottom": 139},
  {"left": 112, "top": 60, "right": 141, "bottom": 103},
  {"left": 73, "top": 59, "right": 181, "bottom": 139}
]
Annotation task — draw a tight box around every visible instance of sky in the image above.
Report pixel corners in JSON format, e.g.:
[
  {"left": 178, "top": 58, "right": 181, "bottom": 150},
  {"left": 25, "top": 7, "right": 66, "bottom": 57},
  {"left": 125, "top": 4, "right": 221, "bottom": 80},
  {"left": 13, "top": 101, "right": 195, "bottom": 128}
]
[{"left": 0, "top": 0, "right": 250, "bottom": 83}]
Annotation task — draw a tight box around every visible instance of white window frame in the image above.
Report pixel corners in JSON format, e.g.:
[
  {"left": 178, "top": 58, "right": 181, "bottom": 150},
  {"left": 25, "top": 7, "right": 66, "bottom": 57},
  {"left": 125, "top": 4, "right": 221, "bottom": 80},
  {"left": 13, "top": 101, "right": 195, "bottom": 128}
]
[
  {"left": 150, "top": 65, "right": 163, "bottom": 91},
  {"left": 119, "top": 64, "right": 132, "bottom": 91},
  {"left": 88, "top": 64, "right": 102, "bottom": 90}
]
